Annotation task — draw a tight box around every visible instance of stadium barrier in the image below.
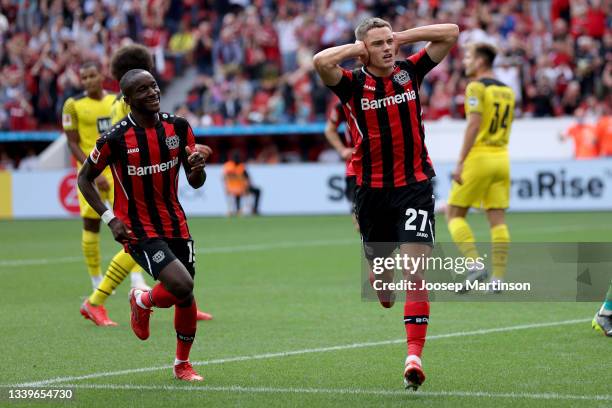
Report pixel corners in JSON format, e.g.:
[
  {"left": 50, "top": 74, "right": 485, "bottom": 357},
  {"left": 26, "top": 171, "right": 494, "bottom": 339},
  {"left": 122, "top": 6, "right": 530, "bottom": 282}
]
[
  {"left": 0, "top": 118, "right": 575, "bottom": 161},
  {"left": 3, "top": 158, "right": 612, "bottom": 219}
]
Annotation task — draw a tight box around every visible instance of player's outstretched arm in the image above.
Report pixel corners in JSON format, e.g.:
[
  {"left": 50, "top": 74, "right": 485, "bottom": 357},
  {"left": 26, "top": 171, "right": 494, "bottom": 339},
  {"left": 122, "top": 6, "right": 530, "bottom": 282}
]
[
  {"left": 393, "top": 24, "right": 459, "bottom": 63},
  {"left": 77, "top": 161, "right": 132, "bottom": 242},
  {"left": 313, "top": 42, "right": 368, "bottom": 86}
]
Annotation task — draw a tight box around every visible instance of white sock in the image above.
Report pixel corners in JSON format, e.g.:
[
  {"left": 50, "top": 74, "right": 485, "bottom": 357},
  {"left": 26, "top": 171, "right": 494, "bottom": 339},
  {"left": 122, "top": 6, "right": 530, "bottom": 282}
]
[
  {"left": 406, "top": 355, "right": 422, "bottom": 366},
  {"left": 174, "top": 358, "right": 188, "bottom": 366},
  {"left": 135, "top": 290, "right": 150, "bottom": 309},
  {"left": 131, "top": 272, "right": 150, "bottom": 288},
  {"left": 599, "top": 304, "right": 612, "bottom": 316},
  {"left": 91, "top": 275, "right": 102, "bottom": 290}
]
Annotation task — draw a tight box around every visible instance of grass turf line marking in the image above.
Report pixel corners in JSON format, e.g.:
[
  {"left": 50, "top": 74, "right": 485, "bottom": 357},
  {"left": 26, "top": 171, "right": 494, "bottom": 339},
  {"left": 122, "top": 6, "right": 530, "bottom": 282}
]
[
  {"left": 40, "top": 384, "right": 612, "bottom": 401},
  {"left": 14, "top": 318, "right": 588, "bottom": 387},
  {"left": 3, "top": 223, "right": 611, "bottom": 267},
  {"left": 0, "top": 239, "right": 356, "bottom": 267}
]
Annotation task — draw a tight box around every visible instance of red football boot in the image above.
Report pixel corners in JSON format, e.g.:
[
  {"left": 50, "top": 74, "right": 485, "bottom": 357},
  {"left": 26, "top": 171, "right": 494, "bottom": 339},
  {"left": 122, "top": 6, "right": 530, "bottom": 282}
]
[
  {"left": 196, "top": 310, "right": 213, "bottom": 321},
  {"left": 80, "top": 300, "right": 117, "bottom": 326},
  {"left": 403, "top": 357, "right": 426, "bottom": 391},
  {"left": 173, "top": 362, "right": 204, "bottom": 381},
  {"left": 128, "top": 288, "right": 152, "bottom": 340}
]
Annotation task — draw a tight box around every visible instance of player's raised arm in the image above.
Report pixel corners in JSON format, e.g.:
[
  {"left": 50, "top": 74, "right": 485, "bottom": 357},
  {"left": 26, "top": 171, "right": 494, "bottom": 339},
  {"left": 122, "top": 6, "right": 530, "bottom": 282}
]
[
  {"left": 393, "top": 24, "right": 459, "bottom": 63},
  {"left": 313, "top": 42, "right": 368, "bottom": 86}
]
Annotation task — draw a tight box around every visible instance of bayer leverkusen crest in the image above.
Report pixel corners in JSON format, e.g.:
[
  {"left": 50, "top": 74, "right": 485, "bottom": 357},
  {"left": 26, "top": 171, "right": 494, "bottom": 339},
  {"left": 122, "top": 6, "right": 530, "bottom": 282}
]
[
  {"left": 165, "top": 135, "right": 179, "bottom": 150},
  {"left": 393, "top": 70, "right": 411, "bottom": 85}
]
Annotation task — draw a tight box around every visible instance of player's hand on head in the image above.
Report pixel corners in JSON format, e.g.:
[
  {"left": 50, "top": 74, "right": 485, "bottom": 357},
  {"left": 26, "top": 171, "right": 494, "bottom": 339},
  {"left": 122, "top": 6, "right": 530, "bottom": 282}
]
[
  {"left": 185, "top": 146, "right": 206, "bottom": 172},
  {"left": 355, "top": 41, "right": 369, "bottom": 65},
  {"left": 452, "top": 163, "right": 464, "bottom": 185},
  {"left": 392, "top": 32, "right": 400, "bottom": 57},
  {"left": 108, "top": 218, "right": 133, "bottom": 244},
  {"left": 95, "top": 175, "right": 110, "bottom": 192},
  {"left": 194, "top": 143, "right": 213, "bottom": 161}
]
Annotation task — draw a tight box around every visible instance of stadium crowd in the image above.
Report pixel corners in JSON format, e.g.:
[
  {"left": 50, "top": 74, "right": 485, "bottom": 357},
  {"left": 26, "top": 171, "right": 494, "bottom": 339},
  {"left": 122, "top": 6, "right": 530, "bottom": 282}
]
[{"left": 0, "top": 0, "right": 610, "bottom": 166}]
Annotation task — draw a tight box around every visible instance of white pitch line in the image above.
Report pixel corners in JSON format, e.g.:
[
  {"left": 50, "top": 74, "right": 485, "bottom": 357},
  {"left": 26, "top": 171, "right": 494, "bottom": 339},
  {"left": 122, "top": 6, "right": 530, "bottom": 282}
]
[
  {"left": 38, "top": 384, "right": 612, "bottom": 402},
  {"left": 2, "top": 221, "right": 611, "bottom": 268},
  {"left": 0, "top": 239, "right": 357, "bottom": 267},
  {"left": 14, "top": 318, "right": 588, "bottom": 388},
  {"left": 4, "top": 220, "right": 612, "bottom": 268}
]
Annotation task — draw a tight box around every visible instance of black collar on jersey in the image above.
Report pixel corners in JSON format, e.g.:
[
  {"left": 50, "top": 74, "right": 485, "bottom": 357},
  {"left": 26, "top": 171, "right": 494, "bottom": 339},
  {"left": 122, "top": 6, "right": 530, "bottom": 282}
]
[{"left": 361, "top": 63, "right": 399, "bottom": 79}]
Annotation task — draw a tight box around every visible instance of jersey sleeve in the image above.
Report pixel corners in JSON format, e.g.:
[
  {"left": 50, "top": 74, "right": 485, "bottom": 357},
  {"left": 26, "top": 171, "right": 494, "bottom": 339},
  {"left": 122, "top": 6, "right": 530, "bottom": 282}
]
[
  {"left": 86, "top": 133, "right": 114, "bottom": 171},
  {"left": 327, "top": 69, "right": 354, "bottom": 104},
  {"left": 61, "top": 97, "right": 78, "bottom": 131},
  {"left": 175, "top": 116, "right": 197, "bottom": 167},
  {"left": 464, "top": 82, "right": 485, "bottom": 115},
  {"left": 407, "top": 48, "right": 438, "bottom": 85}
]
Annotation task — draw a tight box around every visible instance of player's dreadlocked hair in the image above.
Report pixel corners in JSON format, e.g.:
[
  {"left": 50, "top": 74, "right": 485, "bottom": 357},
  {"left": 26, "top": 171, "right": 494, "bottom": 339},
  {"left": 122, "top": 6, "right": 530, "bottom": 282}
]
[{"left": 110, "top": 44, "right": 154, "bottom": 82}]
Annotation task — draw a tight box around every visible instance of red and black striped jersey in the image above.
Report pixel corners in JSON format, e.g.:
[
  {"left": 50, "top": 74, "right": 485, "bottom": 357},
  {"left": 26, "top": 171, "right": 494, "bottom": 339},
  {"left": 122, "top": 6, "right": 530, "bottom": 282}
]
[
  {"left": 328, "top": 48, "right": 438, "bottom": 188},
  {"left": 87, "top": 112, "right": 196, "bottom": 240},
  {"left": 329, "top": 101, "right": 356, "bottom": 177}
]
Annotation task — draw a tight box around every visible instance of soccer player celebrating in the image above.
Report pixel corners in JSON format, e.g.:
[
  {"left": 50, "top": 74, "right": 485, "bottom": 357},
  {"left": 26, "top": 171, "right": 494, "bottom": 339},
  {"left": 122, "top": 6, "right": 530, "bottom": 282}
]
[
  {"left": 313, "top": 18, "right": 458, "bottom": 389},
  {"left": 446, "top": 44, "right": 515, "bottom": 291},
  {"left": 78, "top": 69, "right": 206, "bottom": 381},
  {"left": 592, "top": 281, "right": 612, "bottom": 337},
  {"left": 82, "top": 44, "right": 213, "bottom": 322},
  {"left": 324, "top": 101, "right": 357, "bottom": 221},
  {"left": 63, "top": 61, "right": 148, "bottom": 326}
]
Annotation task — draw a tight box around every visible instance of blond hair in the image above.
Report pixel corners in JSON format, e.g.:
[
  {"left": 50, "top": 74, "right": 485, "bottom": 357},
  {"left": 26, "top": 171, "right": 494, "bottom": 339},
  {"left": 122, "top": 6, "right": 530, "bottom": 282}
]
[{"left": 354, "top": 17, "right": 392, "bottom": 41}]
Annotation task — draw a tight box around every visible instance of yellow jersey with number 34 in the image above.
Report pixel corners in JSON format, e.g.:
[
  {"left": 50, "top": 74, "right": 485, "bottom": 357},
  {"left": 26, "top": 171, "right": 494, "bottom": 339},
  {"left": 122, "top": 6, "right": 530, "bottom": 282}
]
[{"left": 464, "top": 78, "right": 515, "bottom": 151}]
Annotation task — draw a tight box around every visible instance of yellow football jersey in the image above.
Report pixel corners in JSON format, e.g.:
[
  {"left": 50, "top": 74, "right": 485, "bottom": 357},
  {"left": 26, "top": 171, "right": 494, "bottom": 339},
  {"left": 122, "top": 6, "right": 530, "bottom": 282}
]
[
  {"left": 464, "top": 78, "right": 515, "bottom": 150},
  {"left": 110, "top": 94, "right": 130, "bottom": 125},
  {"left": 62, "top": 92, "right": 116, "bottom": 158}
]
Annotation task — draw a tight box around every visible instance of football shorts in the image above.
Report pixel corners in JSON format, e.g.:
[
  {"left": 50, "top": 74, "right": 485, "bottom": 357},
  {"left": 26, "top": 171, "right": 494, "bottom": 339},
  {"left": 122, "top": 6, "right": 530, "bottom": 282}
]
[
  {"left": 126, "top": 238, "right": 195, "bottom": 280},
  {"left": 448, "top": 150, "right": 510, "bottom": 210},
  {"left": 355, "top": 180, "right": 435, "bottom": 260}
]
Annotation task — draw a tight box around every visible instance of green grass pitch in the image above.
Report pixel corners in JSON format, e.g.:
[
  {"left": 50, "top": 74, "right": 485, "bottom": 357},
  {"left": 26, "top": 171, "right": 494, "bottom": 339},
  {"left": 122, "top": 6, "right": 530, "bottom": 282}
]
[{"left": 0, "top": 212, "right": 610, "bottom": 407}]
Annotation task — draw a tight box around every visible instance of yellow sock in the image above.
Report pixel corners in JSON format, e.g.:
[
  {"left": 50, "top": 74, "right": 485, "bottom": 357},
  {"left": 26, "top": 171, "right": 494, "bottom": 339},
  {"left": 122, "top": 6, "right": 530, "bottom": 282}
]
[
  {"left": 81, "top": 230, "right": 101, "bottom": 278},
  {"left": 448, "top": 217, "right": 479, "bottom": 259},
  {"left": 491, "top": 224, "right": 510, "bottom": 279},
  {"left": 89, "top": 250, "right": 136, "bottom": 305}
]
